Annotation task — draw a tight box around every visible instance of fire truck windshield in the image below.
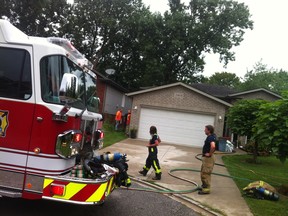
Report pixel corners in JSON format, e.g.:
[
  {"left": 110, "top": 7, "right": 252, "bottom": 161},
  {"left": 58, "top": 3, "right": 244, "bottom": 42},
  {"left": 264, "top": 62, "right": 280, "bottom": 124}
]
[{"left": 40, "top": 55, "right": 99, "bottom": 113}]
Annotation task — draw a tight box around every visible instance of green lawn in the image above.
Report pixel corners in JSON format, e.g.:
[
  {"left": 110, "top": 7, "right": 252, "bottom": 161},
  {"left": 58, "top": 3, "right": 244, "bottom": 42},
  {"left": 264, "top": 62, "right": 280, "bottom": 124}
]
[
  {"left": 222, "top": 154, "right": 288, "bottom": 216},
  {"left": 102, "top": 122, "right": 128, "bottom": 148}
]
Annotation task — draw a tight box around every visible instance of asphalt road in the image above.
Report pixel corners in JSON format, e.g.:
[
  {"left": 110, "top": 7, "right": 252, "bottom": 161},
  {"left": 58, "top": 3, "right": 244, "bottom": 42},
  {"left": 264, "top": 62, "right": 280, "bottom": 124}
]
[{"left": 0, "top": 184, "right": 199, "bottom": 216}]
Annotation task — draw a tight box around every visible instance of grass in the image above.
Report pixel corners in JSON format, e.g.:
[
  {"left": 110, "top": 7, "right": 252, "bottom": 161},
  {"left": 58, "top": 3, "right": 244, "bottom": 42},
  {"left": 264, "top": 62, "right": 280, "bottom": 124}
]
[
  {"left": 222, "top": 154, "right": 288, "bottom": 216},
  {"left": 102, "top": 122, "right": 128, "bottom": 148}
]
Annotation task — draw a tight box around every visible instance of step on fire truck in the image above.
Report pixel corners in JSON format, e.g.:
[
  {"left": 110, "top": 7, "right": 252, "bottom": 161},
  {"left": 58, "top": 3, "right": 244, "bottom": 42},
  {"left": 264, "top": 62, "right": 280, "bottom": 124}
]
[{"left": 0, "top": 19, "right": 129, "bottom": 205}]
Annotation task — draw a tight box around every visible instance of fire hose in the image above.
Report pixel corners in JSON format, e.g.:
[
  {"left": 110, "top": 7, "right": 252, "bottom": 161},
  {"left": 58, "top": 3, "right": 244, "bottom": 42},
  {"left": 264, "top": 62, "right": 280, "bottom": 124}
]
[
  {"left": 81, "top": 152, "right": 284, "bottom": 200},
  {"left": 121, "top": 153, "right": 252, "bottom": 194},
  {"left": 121, "top": 153, "right": 286, "bottom": 202}
]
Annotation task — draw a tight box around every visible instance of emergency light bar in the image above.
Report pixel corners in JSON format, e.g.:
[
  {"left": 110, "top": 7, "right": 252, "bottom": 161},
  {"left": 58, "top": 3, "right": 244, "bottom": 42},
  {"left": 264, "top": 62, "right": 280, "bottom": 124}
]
[{"left": 47, "top": 37, "right": 93, "bottom": 69}]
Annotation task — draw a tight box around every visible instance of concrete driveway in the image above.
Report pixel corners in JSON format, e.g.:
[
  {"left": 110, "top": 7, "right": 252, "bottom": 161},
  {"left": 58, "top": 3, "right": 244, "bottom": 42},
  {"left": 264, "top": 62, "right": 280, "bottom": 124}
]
[{"left": 99, "top": 138, "right": 253, "bottom": 216}]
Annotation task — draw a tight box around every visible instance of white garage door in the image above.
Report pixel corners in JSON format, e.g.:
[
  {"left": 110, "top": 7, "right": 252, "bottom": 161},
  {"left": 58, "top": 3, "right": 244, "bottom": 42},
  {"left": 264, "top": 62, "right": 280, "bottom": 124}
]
[{"left": 138, "top": 108, "right": 215, "bottom": 147}]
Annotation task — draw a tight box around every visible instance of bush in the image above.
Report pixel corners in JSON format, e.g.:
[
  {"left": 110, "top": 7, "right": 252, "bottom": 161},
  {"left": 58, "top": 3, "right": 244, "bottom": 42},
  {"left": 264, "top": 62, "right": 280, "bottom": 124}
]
[{"left": 129, "top": 127, "right": 137, "bottom": 139}]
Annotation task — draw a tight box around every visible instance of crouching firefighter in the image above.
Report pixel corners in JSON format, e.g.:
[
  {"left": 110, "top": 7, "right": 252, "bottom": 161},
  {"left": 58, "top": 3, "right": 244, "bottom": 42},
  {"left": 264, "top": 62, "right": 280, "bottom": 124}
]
[
  {"left": 139, "top": 126, "right": 162, "bottom": 180},
  {"left": 84, "top": 152, "right": 131, "bottom": 187}
]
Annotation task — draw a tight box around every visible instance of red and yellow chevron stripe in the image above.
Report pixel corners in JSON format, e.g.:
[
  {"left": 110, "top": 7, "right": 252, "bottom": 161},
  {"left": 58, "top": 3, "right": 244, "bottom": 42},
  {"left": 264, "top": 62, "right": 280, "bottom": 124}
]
[{"left": 42, "top": 176, "right": 115, "bottom": 204}]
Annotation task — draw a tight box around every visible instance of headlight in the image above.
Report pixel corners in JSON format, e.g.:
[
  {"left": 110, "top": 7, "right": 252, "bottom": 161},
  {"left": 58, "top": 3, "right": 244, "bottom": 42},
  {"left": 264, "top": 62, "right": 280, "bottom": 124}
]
[{"left": 56, "top": 130, "right": 82, "bottom": 159}]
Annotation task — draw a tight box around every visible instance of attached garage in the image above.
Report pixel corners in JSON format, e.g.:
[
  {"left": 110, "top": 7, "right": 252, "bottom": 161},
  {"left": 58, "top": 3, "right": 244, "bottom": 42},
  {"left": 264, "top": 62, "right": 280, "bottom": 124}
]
[
  {"left": 127, "top": 82, "right": 232, "bottom": 147},
  {"left": 138, "top": 108, "right": 215, "bottom": 147}
]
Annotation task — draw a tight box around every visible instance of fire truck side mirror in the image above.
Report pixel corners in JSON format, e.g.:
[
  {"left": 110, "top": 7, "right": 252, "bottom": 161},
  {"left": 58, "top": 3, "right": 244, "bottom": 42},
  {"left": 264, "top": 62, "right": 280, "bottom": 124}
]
[{"left": 59, "top": 73, "right": 79, "bottom": 98}]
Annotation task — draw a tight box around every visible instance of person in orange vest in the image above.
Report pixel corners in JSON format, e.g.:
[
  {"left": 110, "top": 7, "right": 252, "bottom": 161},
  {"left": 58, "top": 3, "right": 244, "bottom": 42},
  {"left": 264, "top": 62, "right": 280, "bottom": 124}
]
[
  {"left": 125, "top": 110, "right": 131, "bottom": 135},
  {"left": 115, "top": 108, "right": 122, "bottom": 131}
]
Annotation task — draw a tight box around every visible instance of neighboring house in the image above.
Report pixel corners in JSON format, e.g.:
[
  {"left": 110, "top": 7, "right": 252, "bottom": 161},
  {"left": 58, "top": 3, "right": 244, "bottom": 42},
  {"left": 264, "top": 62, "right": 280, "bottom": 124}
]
[
  {"left": 191, "top": 84, "right": 281, "bottom": 104},
  {"left": 227, "top": 88, "right": 282, "bottom": 103},
  {"left": 191, "top": 84, "right": 282, "bottom": 146},
  {"left": 126, "top": 82, "right": 281, "bottom": 148},
  {"left": 95, "top": 71, "right": 132, "bottom": 120}
]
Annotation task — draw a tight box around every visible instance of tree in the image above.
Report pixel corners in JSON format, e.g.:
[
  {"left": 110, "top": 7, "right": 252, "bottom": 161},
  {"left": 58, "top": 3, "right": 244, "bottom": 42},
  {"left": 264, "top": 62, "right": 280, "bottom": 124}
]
[
  {"left": 136, "top": 0, "right": 253, "bottom": 87},
  {"left": 0, "top": 0, "right": 69, "bottom": 36},
  {"left": 1, "top": 0, "right": 253, "bottom": 90},
  {"left": 227, "top": 99, "right": 267, "bottom": 162},
  {"left": 239, "top": 60, "right": 288, "bottom": 94},
  {"left": 253, "top": 92, "right": 288, "bottom": 163},
  {"left": 60, "top": 0, "right": 253, "bottom": 90},
  {"left": 207, "top": 72, "right": 241, "bottom": 88},
  {"left": 60, "top": 0, "right": 150, "bottom": 90}
]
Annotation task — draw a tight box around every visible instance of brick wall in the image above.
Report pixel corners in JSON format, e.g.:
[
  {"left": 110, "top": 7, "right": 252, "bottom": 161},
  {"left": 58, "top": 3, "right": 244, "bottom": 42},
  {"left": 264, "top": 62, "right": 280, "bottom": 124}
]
[
  {"left": 236, "top": 91, "right": 280, "bottom": 101},
  {"left": 129, "top": 85, "right": 228, "bottom": 137}
]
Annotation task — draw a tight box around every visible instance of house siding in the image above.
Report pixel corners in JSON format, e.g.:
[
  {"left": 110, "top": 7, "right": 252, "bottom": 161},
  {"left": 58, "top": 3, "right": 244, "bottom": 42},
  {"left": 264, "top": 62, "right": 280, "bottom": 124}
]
[
  {"left": 104, "top": 86, "right": 124, "bottom": 115},
  {"left": 97, "top": 79, "right": 106, "bottom": 113},
  {"left": 130, "top": 85, "right": 228, "bottom": 137}
]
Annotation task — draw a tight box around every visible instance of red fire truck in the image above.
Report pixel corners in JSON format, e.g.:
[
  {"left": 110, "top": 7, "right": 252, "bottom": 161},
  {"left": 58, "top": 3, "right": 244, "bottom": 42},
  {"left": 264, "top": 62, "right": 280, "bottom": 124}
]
[{"left": 0, "top": 19, "right": 117, "bottom": 204}]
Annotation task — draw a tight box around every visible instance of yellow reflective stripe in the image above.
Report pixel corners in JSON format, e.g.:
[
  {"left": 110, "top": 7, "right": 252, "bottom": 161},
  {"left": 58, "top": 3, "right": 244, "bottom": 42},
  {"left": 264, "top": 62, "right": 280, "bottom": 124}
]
[
  {"left": 53, "top": 182, "right": 86, "bottom": 199},
  {"left": 202, "top": 188, "right": 210, "bottom": 193},
  {"left": 153, "top": 160, "right": 161, "bottom": 173},
  {"left": 86, "top": 182, "right": 107, "bottom": 202},
  {"left": 43, "top": 178, "right": 54, "bottom": 189},
  {"left": 106, "top": 177, "right": 114, "bottom": 195},
  {"left": 151, "top": 148, "right": 154, "bottom": 152}
]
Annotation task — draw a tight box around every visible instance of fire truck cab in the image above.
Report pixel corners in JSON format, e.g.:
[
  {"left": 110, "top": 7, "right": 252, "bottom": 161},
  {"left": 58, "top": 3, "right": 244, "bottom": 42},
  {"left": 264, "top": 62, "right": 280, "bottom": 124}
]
[{"left": 0, "top": 19, "right": 115, "bottom": 204}]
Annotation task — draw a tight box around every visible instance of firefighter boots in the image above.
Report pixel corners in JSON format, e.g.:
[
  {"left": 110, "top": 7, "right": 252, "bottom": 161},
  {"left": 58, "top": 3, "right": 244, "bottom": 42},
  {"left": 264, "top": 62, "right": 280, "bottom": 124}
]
[
  {"left": 139, "top": 169, "right": 147, "bottom": 176},
  {"left": 198, "top": 187, "right": 210, "bottom": 195},
  {"left": 152, "top": 173, "right": 161, "bottom": 180}
]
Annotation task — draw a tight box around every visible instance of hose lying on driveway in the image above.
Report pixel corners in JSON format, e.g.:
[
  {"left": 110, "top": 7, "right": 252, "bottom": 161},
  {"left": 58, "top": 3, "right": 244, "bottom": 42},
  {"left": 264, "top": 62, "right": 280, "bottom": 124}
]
[
  {"left": 124, "top": 176, "right": 200, "bottom": 194},
  {"left": 121, "top": 153, "right": 252, "bottom": 194}
]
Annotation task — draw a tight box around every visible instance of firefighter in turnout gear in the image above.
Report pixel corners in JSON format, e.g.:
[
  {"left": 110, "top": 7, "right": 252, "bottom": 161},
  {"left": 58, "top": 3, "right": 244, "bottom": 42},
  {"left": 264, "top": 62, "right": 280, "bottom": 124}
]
[
  {"left": 198, "top": 125, "right": 216, "bottom": 195},
  {"left": 139, "top": 126, "right": 162, "bottom": 180}
]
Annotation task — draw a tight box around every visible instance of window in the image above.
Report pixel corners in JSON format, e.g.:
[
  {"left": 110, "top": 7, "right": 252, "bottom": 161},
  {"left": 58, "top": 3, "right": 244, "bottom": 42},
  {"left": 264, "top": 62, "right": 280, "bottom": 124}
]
[
  {"left": 40, "top": 55, "right": 85, "bottom": 110},
  {"left": 86, "top": 71, "right": 99, "bottom": 113},
  {"left": 0, "top": 47, "right": 32, "bottom": 100}
]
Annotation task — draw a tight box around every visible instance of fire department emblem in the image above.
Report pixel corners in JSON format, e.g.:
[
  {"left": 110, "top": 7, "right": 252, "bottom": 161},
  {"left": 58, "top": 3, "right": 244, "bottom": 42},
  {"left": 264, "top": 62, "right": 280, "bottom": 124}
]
[{"left": 0, "top": 111, "right": 9, "bottom": 137}]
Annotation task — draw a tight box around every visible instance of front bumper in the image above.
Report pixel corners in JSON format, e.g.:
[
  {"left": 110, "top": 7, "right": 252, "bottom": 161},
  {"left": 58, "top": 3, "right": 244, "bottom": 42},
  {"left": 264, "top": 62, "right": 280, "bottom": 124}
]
[{"left": 42, "top": 174, "right": 115, "bottom": 205}]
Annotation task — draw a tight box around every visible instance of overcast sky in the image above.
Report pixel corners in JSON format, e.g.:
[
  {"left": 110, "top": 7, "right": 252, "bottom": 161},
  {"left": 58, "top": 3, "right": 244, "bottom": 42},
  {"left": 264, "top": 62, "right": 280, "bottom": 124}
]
[{"left": 143, "top": 0, "right": 288, "bottom": 78}]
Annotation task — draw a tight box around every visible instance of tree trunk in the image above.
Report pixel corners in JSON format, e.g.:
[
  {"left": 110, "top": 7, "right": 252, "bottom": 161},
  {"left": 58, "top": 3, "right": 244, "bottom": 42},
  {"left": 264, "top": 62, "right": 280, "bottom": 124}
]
[{"left": 253, "top": 141, "right": 258, "bottom": 163}]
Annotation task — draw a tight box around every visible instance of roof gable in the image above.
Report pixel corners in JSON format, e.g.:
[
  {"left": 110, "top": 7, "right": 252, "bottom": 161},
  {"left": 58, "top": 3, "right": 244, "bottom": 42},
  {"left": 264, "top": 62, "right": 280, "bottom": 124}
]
[
  {"left": 127, "top": 82, "right": 232, "bottom": 107},
  {"left": 229, "top": 88, "right": 282, "bottom": 99}
]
